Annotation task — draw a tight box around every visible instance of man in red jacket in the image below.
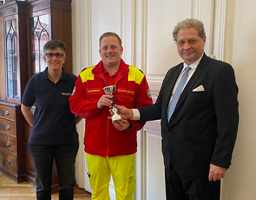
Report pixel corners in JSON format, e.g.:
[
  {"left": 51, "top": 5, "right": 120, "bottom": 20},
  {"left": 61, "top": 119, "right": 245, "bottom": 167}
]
[{"left": 69, "top": 32, "right": 152, "bottom": 200}]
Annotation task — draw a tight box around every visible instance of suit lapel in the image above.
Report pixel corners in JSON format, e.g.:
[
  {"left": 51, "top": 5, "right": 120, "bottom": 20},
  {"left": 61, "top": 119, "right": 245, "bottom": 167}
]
[
  {"left": 174, "top": 54, "right": 208, "bottom": 113},
  {"left": 164, "top": 64, "right": 183, "bottom": 114}
]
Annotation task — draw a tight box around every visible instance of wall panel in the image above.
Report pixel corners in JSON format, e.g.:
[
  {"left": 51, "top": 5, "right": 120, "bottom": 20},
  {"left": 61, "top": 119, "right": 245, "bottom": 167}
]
[
  {"left": 146, "top": 0, "right": 191, "bottom": 80},
  {"left": 91, "top": 0, "right": 122, "bottom": 64},
  {"left": 145, "top": 130, "right": 165, "bottom": 200},
  {"left": 71, "top": 0, "right": 256, "bottom": 200},
  {"left": 220, "top": 0, "right": 256, "bottom": 199}
]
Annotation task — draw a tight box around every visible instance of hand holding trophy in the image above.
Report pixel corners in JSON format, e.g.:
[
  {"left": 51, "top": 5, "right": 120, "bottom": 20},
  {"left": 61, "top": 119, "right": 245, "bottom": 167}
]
[{"left": 103, "top": 85, "right": 121, "bottom": 121}]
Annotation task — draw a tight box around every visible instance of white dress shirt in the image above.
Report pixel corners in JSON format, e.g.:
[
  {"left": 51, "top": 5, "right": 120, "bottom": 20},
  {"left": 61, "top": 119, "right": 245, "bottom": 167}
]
[{"left": 132, "top": 54, "right": 204, "bottom": 120}]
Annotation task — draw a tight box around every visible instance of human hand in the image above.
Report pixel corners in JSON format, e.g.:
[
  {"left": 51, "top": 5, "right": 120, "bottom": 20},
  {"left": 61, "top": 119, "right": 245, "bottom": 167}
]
[
  {"left": 208, "top": 164, "right": 226, "bottom": 181},
  {"left": 109, "top": 105, "right": 133, "bottom": 120},
  {"left": 112, "top": 119, "right": 130, "bottom": 131},
  {"left": 97, "top": 94, "right": 113, "bottom": 109},
  {"left": 75, "top": 116, "right": 83, "bottom": 124}
]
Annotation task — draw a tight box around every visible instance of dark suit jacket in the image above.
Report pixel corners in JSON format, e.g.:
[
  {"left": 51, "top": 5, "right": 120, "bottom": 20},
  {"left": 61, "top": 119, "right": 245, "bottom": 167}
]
[{"left": 139, "top": 53, "right": 239, "bottom": 177}]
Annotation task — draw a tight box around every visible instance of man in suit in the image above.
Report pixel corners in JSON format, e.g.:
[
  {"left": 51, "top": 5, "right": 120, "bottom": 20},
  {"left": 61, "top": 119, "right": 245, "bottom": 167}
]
[{"left": 112, "top": 18, "right": 239, "bottom": 200}]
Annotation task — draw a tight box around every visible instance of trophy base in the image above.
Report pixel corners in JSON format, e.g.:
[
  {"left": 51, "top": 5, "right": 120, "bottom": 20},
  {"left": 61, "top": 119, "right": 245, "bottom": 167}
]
[{"left": 111, "top": 114, "right": 122, "bottom": 121}]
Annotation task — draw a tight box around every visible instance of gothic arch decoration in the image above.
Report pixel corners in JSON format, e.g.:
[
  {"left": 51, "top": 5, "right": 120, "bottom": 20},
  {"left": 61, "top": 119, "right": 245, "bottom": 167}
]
[{"left": 29, "top": 14, "right": 50, "bottom": 75}]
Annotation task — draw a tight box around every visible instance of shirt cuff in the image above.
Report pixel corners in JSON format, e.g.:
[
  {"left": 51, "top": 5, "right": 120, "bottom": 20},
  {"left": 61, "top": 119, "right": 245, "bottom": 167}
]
[{"left": 131, "top": 109, "right": 140, "bottom": 121}]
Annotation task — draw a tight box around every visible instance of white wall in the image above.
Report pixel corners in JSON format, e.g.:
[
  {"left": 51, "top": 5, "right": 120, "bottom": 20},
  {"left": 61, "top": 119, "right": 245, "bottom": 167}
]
[
  {"left": 71, "top": 0, "right": 256, "bottom": 199},
  {"left": 220, "top": 0, "right": 256, "bottom": 199}
]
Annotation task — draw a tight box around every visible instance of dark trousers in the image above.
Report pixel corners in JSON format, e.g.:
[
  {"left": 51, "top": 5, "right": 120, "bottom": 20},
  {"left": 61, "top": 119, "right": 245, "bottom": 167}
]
[
  {"left": 29, "top": 143, "right": 79, "bottom": 200},
  {"left": 165, "top": 168, "right": 220, "bottom": 200}
]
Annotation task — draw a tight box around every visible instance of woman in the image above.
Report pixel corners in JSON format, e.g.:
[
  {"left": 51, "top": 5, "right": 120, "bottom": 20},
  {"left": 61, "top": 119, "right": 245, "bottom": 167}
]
[{"left": 21, "top": 40, "right": 81, "bottom": 200}]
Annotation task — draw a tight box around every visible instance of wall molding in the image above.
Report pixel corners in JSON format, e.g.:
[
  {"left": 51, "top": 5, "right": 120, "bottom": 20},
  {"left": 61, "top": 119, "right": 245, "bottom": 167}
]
[
  {"left": 134, "top": 1, "right": 148, "bottom": 199},
  {"left": 214, "top": 0, "right": 227, "bottom": 60},
  {"left": 71, "top": 0, "right": 84, "bottom": 189},
  {"left": 191, "top": 0, "right": 215, "bottom": 57}
]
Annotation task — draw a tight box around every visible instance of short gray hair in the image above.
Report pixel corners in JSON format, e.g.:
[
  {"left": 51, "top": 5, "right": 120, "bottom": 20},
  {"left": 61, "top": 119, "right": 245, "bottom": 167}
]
[
  {"left": 172, "top": 18, "right": 205, "bottom": 42},
  {"left": 43, "top": 40, "right": 66, "bottom": 57}
]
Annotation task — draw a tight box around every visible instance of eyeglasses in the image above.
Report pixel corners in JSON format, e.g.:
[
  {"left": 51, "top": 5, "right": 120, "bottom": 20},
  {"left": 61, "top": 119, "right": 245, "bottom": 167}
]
[{"left": 45, "top": 53, "right": 64, "bottom": 58}]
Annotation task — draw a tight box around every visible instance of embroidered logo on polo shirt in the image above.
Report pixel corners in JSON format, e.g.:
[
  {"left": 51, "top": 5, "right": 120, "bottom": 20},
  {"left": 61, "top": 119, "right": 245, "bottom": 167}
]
[{"left": 61, "top": 92, "right": 72, "bottom": 96}]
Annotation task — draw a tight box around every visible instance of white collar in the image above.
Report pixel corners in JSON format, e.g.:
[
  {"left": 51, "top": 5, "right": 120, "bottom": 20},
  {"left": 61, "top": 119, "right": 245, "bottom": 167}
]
[{"left": 182, "top": 53, "right": 204, "bottom": 71}]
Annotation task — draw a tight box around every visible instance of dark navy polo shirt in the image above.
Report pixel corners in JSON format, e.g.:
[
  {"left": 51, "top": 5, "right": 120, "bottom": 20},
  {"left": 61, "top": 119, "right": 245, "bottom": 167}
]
[{"left": 22, "top": 67, "right": 79, "bottom": 145}]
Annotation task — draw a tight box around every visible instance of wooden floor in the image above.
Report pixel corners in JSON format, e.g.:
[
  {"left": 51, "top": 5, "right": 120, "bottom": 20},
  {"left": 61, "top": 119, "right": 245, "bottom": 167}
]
[{"left": 0, "top": 173, "right": 91, "bottom": 200}]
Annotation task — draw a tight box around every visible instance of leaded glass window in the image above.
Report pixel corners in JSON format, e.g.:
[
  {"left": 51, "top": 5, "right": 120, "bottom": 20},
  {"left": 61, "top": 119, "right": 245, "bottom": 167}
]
[
  {"left": 6, "top": 19, "right": 18, "bottom": 99},
  {"left": 29, "top": 14, "right": 50, "bottom": 76}
]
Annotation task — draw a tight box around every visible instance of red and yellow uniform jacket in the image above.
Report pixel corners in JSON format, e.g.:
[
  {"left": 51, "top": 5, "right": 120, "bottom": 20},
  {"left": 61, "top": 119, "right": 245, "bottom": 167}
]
[{"left": 69, "top": 59, "right": 153, "bottom": 157}]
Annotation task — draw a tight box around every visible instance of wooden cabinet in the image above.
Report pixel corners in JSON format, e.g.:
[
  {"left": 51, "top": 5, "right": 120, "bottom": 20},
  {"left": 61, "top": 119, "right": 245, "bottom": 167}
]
[
  {"left": 0, "top": 0, "right": 72, "bottom": 193},
  {"left": 0, "top": 102, "right": 26, "bottom": 183},
  {"left": 26, "top": 0, "right": 73, "bottom": 75},
  {"left": 0, "top": 0, "right": 28, "bottom": 184},
  {"left": 0, "top": 0, "right": 28, "bottom": 104}
]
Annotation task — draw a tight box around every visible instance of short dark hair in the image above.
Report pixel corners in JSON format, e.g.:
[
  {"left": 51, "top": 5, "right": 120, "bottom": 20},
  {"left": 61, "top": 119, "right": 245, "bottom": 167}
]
[
  {"left": 43, "top": 40, "right": 66, "bottom": 57},
  {"left": 172, "top": 18, "right": 206, "bottom": 42},
  {"left": 99, "top": 32, "right": 122, "bottom": 47}
]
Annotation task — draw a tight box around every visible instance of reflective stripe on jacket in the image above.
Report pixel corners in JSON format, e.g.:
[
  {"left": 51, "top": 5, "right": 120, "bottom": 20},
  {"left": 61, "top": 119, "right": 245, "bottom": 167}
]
[{"left": 69, "top": 59, "right": 153, "bottom": 157}]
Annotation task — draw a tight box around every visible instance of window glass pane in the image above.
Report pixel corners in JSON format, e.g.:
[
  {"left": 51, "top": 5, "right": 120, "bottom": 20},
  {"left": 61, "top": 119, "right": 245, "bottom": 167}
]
[
  {"left": 40, "top": 33, "right": 49, "bottom": 71},
  {"left": 5, "top": 19, "right": 18, "bottom": 99},
  {"left": 29, "top": 14, "right": 50, "bottom": 76},
  {"left": 6, "top": 35, "right": 12, "bottom": 71},
  {"left": 13, "top": 31, "right": 18, "bottom": 72},
  {"left": 5, "top": 20, "right": 11, "bottom": 35},
  {"left": 13, "top": 72, "right": 18, "bottom": 99},
  {"left": 7, "top": 71, "right": 13, "bottom": 98}
]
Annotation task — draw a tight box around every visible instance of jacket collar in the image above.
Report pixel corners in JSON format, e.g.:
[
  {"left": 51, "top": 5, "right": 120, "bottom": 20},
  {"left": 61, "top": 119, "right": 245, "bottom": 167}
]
[{"left": 92, "top": 59, "right": 129, "bottom": 84}]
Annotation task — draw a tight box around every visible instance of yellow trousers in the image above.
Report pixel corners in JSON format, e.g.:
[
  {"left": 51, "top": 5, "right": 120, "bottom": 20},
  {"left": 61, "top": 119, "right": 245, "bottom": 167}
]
[{"left": 86, "top": 153, "right": 136, "bottom": 200}]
